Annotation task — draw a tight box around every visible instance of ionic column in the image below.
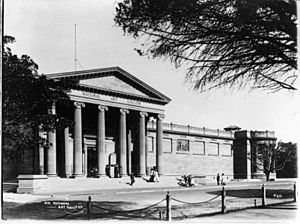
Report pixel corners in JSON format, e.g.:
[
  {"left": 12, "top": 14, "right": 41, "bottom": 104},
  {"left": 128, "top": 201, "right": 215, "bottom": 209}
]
[
  {"left": 47, "top": 104, "right": 57, "bottom": 177},
  {"left": 39, "top": 131, "right": 46, "bottom": 175},
  {"left": 120, "top": 109, "right": 129, "bottom": 176},
  {"left": 74, "top": 102, "right": 85, "bottom": 177},
  {"left": 64, "top": 127, "right": 72, "bottom": 178},
  {"left": 138, "top": 112, "right": 148, "bottom": 177},
  {"left": 97, "top": 105, "right": 108, "bottom": 177},
  {"left": 156, "top": 114, "right": 164, "bottom": 175},
  {"left": 127, "top": 130, "right": 132, "bottom": 175},
  {"left": 83, "top": 138, "right": 88, "bottom": 177},
  {"left": 246, "top": 139, "right": 252, "bottom": 179},
  {"left": 145, "top": 118, "right": 149, "bottom": 175}
]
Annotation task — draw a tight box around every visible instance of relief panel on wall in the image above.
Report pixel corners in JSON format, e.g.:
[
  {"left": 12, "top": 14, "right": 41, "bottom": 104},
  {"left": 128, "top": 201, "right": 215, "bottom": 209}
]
[{"left": 177, "top": 139, "right": 189, "bottom": 152}]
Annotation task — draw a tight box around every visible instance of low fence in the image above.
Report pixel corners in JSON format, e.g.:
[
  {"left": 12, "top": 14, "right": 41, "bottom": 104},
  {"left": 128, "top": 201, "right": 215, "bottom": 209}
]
[{"left": 52, "top": 182, "right": 297, "bottom": 221}]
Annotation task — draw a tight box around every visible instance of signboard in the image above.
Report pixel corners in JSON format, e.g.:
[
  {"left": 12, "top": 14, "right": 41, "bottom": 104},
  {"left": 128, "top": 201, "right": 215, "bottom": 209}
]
[{"left": 44, "top": 200, "right": 83, "bottom": 210}]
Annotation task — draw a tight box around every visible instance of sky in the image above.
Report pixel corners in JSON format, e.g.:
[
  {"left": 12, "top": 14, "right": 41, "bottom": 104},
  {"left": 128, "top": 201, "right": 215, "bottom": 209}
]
[{"left": 4, "top": 0, "right": 300, "bottom": 143}]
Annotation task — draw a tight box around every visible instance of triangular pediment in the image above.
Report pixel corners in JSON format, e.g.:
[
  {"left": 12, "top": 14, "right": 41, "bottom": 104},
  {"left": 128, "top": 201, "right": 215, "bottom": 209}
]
[
  {"left": 79, "top": 75, "right": 149, "bottom": 97},
  {"left": 46, "top": 67, "right": 171, "bottom": 104}
]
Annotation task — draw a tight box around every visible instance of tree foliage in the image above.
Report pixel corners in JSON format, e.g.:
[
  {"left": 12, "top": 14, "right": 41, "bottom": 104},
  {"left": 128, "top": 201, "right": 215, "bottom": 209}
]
[
  {"left": 115, "top": 0, "right": 297, "bottom": 91},
  {"left": 253, "top": 141, "right": 294, "bottom": 181},
  {"left": 2, "top": 36, "right": 74, "bottom": 160},
  {"left": 276, "top": 142, "right": 297, "bottom": 178}
]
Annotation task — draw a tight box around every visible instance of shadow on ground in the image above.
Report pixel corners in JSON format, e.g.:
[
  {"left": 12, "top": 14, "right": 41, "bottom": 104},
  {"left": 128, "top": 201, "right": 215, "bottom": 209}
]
[
  {"left": 3, "top": 187, "right": 295, "bottom": 221},
  {"left": 3, "top": 200, "right": 165, "bottom": 221},
  {"left": 3, "top": 199, "right": 224, "bottom": 221},
  {"left": 207, "top": 189, "right": 294, "bottom": 199}
]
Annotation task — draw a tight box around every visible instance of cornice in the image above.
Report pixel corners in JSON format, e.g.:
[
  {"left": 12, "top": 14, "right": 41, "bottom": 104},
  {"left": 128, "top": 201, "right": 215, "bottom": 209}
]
[{"left": 46, "top": 66, "right": 171, "bottom": 104}]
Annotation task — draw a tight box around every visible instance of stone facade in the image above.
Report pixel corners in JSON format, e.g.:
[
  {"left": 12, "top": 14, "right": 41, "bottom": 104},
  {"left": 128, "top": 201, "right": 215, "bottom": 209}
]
[
  {"left": 146, "top": 122, "right": 235, "bottom": 181},
  {"left": 2, "top": 67, "right": 276, "bottom": 188}
]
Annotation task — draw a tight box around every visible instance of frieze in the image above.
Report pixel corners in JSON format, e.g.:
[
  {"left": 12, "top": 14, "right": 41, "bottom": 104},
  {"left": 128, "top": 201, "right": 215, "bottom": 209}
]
[
  {"left": 77, "top": 90, "right": 142, "bottom": 106},
  {"left": 70, "top": 90, "right": 165, "bottom": 111}
]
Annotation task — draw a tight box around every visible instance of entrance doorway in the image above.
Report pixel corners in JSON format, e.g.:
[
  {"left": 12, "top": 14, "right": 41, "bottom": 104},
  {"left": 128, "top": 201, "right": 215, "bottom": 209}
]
[{"left": 87, "top": 147, "right": 97, "bottom": 177}]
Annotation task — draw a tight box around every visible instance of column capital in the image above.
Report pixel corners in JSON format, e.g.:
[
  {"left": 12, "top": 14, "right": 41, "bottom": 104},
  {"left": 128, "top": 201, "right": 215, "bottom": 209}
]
[
  {"left": 98, "top": 105, "right": 108, "bottom": 111},
  {"left": 140, "top": 112, "right": 148, "bottom": 117},
  {"left": 157, "top": 114, "right": 165, "bottom": 120},
  {"left": 120, "top": 108, "right": 129, "bottom": 115},
  {"left": 74, "top": 102, "right": 85, "bottom": 109}
]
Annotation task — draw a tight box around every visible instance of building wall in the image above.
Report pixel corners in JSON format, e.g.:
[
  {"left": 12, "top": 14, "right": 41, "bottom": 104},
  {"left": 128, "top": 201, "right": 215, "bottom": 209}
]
[
  {"left": 233, "top": 138, "right": 248, "bottom": 179},
  {"left": 147, "top": 131, "right": 234, "bottom": 181}
]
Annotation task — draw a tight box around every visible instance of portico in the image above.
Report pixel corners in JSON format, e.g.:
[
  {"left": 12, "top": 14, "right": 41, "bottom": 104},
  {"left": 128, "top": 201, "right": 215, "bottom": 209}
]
[{"left": 45, "top": 67, "right": 171, "bottom": 178}]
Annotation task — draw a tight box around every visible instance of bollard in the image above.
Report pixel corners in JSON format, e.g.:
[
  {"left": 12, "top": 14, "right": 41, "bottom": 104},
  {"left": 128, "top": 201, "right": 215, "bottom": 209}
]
[
  {"left": 166, "top": 191, "right": 172, "bottom": 221},
  {"left": 159, "top": 210, "right": 163, "bottom": 220},
  {"left": 254, "top": 199, "right": 257, "bottom": 208},
  {"left": 221, "top": 187, "right": 226, "bottom": 214},
  {"left": 294, "top": 182, "right": 297, "bottom": 202},
  {"left": 261, "top": 184, "right": 266, "bottom": 207},
  {"left": 87, "top": 196, "right": 93, "bottom": 220}
]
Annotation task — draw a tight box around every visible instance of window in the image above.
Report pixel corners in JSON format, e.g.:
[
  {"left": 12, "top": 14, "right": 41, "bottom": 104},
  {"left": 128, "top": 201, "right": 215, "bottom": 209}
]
[
  {"left": 177, "top": 139, "right": 189, "bottom": 152},
  {"left": 147, "top": 136, "right": 154, "bottom": 152},
  {"left": 221, "top": 144, "right": 232, "bottom": 156},
  {"left": 163, "top": 138, "right": 172, "bottom": 153},
  {"left": 207, "top": 142, "right": 219, "bottom": 155},
  {"left": 192, "top": 141, "right": 205, "bottom": 155}
]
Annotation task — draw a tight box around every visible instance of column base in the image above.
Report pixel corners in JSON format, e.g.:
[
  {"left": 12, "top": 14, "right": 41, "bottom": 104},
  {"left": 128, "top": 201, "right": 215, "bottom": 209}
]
[
  {"left": 47, "top": 174, "right": 58, "bottom": 177},
  {"left": 73, "top": 174, "right": 85, "bottom": 178},
  {"left": 96, "top": 173, "right": 107, "bottom": 177}
]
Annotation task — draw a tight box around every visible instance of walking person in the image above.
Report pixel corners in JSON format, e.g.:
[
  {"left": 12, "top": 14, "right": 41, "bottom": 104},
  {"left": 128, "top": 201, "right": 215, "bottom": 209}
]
[
  {"left": 221, "top": 173, "right": 225, "bottom": 185},
  {"left": 114, "top": 164, "right": 120, "bottom": 178},
  {"left": 216, "top": 173, "right": 220, "bottom": 185},
  {"left": 130, "top": 173, "right": 135, "bottom": 186},
  {"left": 154, "top": 170, "right": 159, "bottom": 182}
]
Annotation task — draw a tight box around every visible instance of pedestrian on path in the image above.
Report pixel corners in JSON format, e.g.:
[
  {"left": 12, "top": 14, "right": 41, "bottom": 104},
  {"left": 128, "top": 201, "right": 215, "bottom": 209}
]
[
  {"left": 130, "top": 173, "right": 135, "bottom": 186},
  {"left": 221, "top": 173, "right": 226, "bottom": 185},
  {"left": 217, "top": 173, "right": 220, "bottom": 185},
  {"left": 154, "top": 170, "right": 159, "bottom": 182}
]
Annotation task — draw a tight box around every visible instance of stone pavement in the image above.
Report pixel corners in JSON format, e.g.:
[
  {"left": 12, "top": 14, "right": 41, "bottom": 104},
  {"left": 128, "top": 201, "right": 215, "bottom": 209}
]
[
  {"left": 3, "top": 176, "right": 297, "bottom": 197},
  {"left": 38, "top": 175, "right": 181, "bottom": 194},
  {"left": 2, "top": 178, "right": 298, "bottom": 222}
]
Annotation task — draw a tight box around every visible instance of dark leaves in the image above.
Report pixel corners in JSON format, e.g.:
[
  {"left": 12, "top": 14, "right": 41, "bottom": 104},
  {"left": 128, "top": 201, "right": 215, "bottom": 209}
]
[
  {"left": 115, "top": 0, "right": 297, "bottom": 91},
  {"left": 3, "top": 36, "right": 74, "bottom": 159}
]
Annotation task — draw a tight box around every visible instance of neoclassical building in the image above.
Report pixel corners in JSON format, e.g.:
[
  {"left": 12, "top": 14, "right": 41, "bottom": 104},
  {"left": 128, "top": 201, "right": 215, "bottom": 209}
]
[
  {"left": 43, "top": 67, "right": 171, "bottom": 178},
  {"left": 2, "top": 67, "right": 276, "bottom": 192}
]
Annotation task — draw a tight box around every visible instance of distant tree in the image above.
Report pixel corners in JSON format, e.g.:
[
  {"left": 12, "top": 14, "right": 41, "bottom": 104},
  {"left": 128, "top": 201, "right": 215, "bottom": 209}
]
[
  {"left": 276, "top": 142, "right": 297, "bottom": 178},
  {"left": 115, "top": 0, "right": 297, "bottom": 92},
  {"left": 2, "top": 36, "right": 74, "bottom": 160},
  {"left": 252, "top": 141, "right": 293, "bottom": 181}
]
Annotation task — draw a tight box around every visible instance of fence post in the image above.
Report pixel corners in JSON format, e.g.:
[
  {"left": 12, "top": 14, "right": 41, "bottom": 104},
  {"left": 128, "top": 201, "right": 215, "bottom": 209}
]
[
  {"left": 261, "top": 184, "right": 266, "bottom": 207},
  {"left": 159, "top": 210, "right": 163, "bottom": 220},
  {"left": 87, "top": 195, "right": 93, "bottom": 220},
  {"left": 166, "top": 191, "right": 172, "bottom": 221},
  {"left": 294, "top": 182, "right": 297, "bottom": 202},
  {"left": 221, "top": 187, "right": 226, "bottom": 214},
  {"left": 254, "top": 199, "right": 257, "bottom": 208}
]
